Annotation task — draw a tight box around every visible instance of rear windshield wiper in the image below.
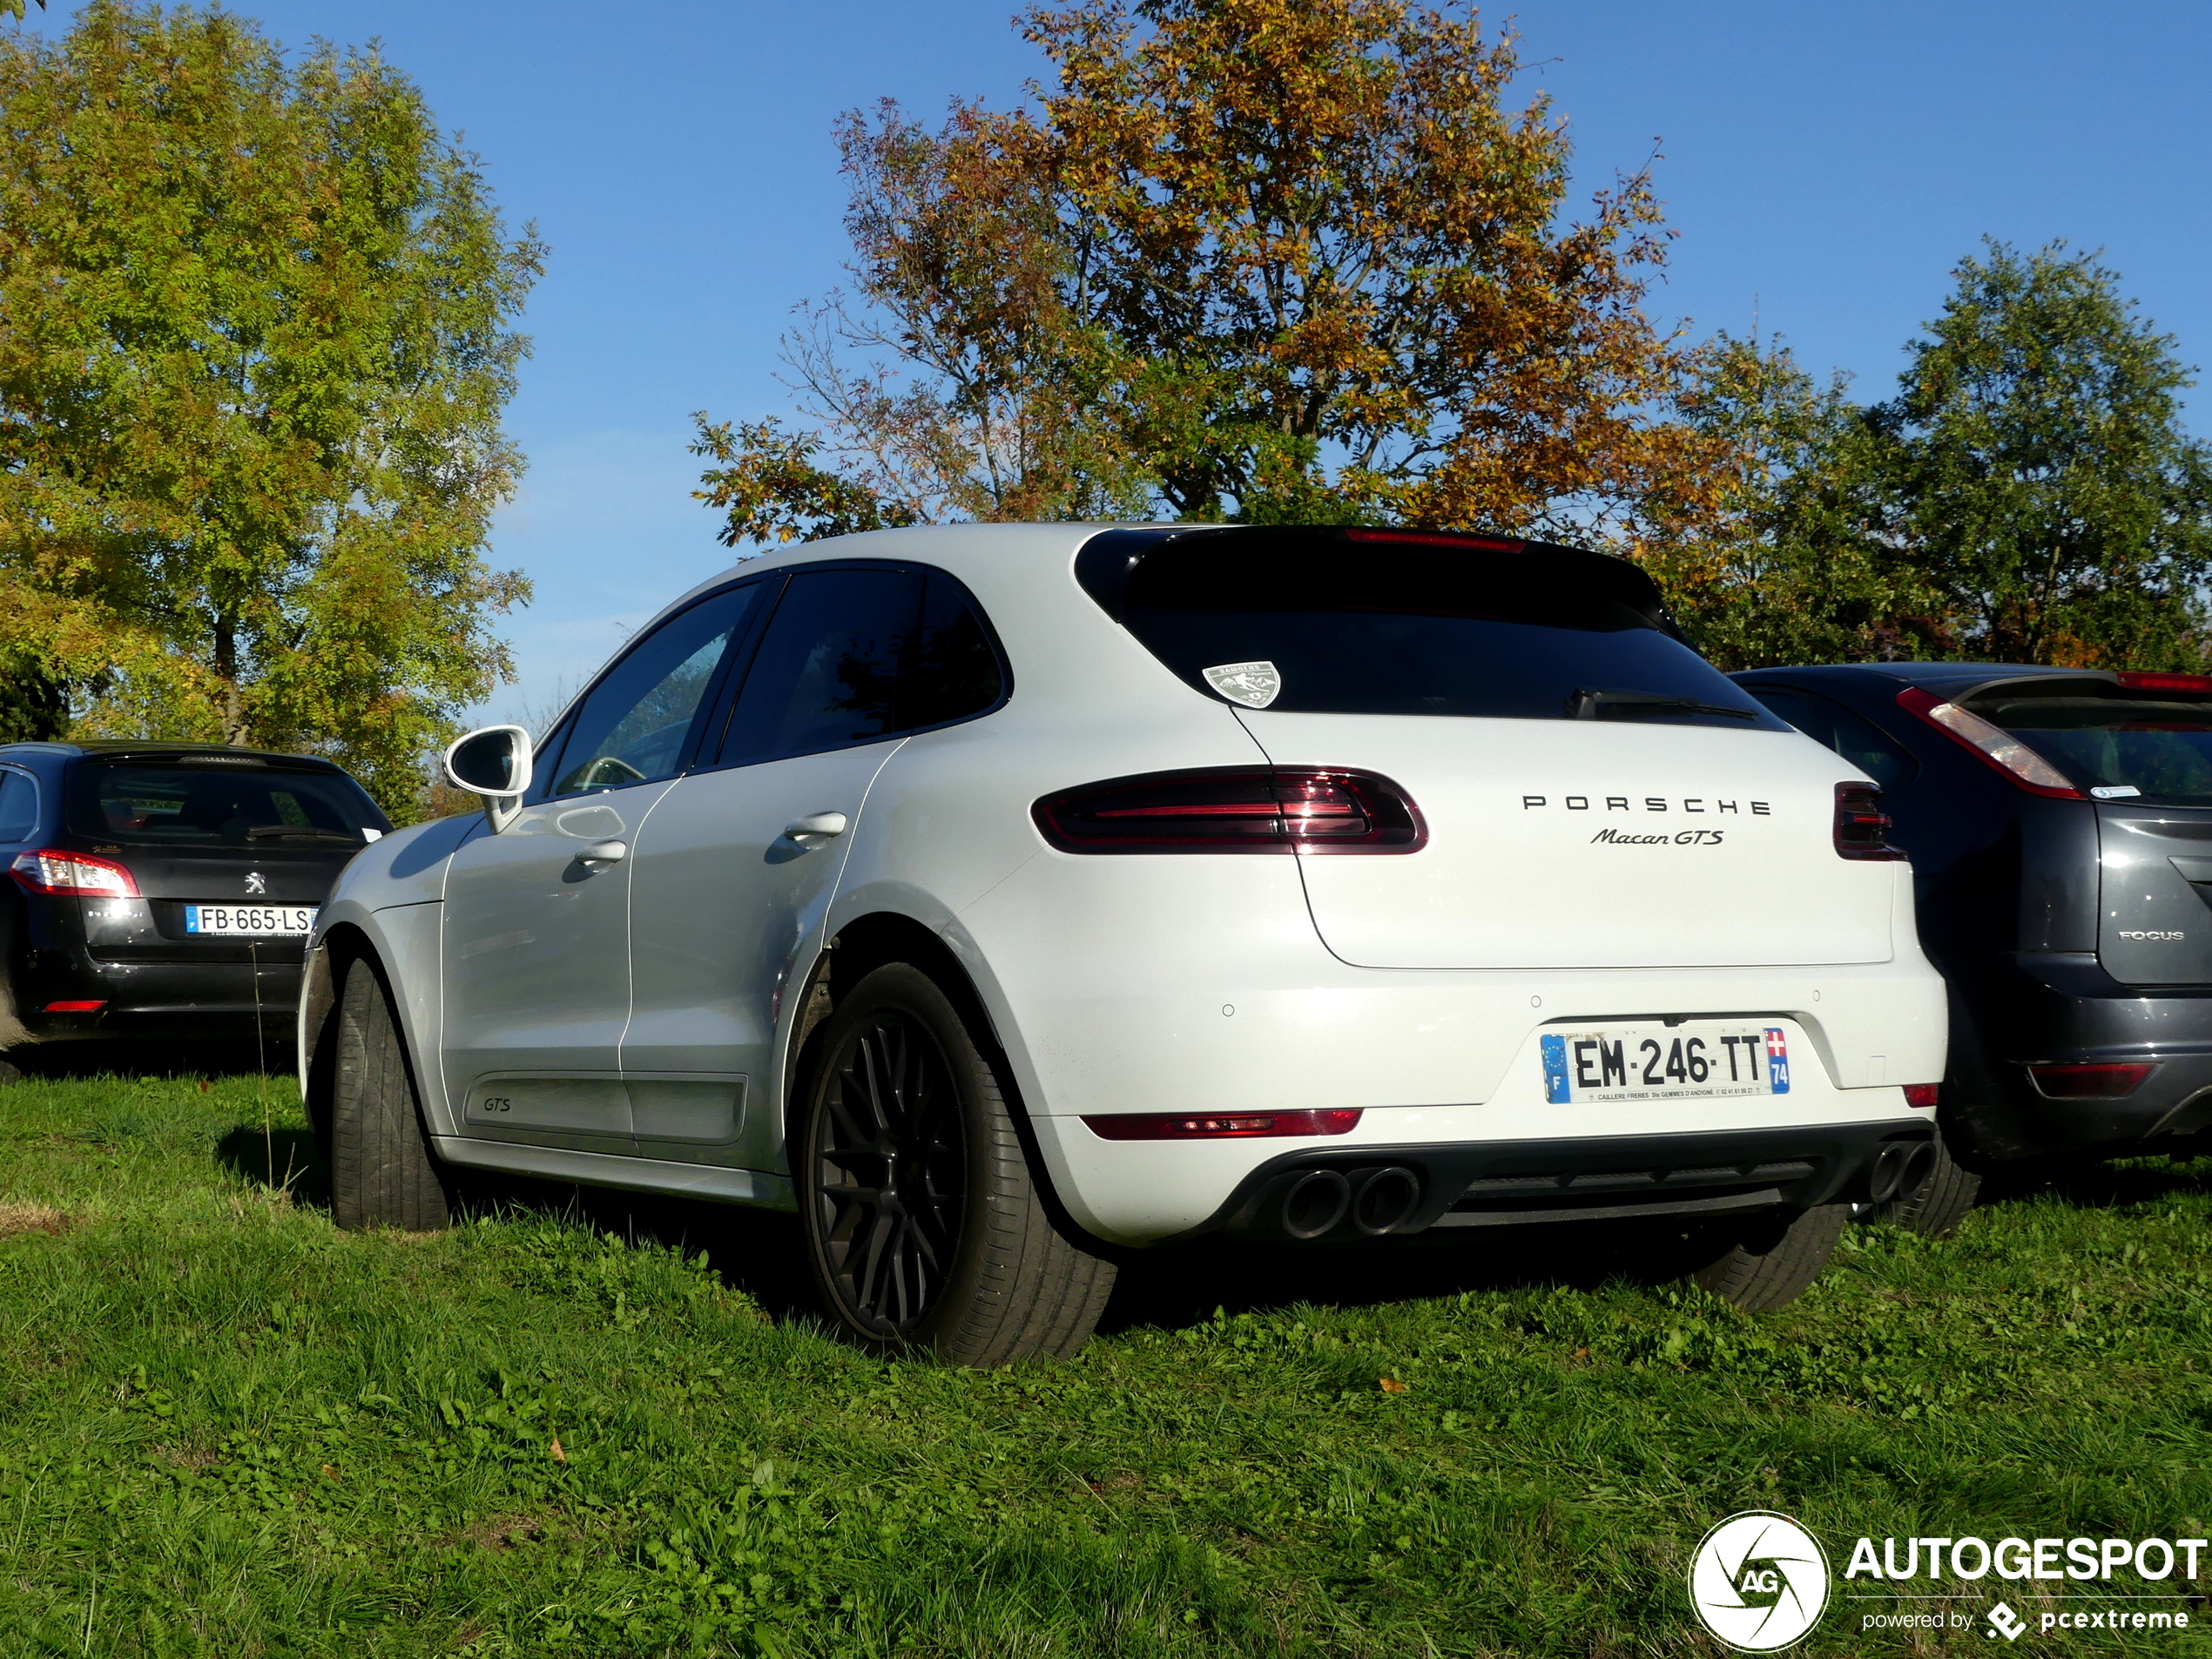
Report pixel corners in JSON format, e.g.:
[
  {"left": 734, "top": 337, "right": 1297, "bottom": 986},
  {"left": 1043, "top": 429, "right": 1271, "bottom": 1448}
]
[
  {"left": 1568, "top": 688, "right": 1759, "bottom": 722},
  {"left": 246, "top": 826, "right": 362, "bottom": 842}
]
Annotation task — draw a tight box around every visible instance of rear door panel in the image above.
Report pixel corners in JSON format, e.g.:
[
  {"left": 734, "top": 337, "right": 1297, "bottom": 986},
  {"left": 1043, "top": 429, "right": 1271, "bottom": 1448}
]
[{"left": 1238, "top": 711, "right": 1894, "bottom": 970}]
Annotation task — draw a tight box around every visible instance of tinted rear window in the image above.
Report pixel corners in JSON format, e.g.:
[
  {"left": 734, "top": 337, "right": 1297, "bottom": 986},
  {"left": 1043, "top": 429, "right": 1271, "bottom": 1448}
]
[
  {"left": 70, "top": 762, "right": 388, "bottom": 846},
  {"left": 1117, "top": 543, "right": 1783, "bottom": 726},
  {"left": 1977, "top": 689, "right": 2212, "bottom": 805}
]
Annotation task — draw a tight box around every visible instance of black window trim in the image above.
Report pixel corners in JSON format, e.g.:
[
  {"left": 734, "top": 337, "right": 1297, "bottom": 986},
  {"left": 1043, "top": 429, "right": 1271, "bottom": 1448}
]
[
  {"left": 0, "top": 764, "right": 41, "bottom": 842},
  {"left": 689, "top": 556, "right": 1015, "bottom": 778},
  {"left": 530, "top": 573, "right": 776, "bottom": 804},
  {"left": 1742, "top": 680, "right": 1925, "bottom": 783}
]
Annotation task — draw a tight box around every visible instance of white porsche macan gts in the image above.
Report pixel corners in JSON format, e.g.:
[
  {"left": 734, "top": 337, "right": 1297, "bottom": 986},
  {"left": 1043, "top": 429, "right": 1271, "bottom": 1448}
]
[{"left": 300, "top": 523, "right": 1947, "bottom": 1364}]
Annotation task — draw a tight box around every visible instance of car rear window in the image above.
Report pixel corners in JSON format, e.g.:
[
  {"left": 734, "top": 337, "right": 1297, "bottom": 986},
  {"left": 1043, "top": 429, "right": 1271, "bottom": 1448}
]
[
  {"left": 1113, "top": 539, "right": 1784, "bottom": 726},
  {"left": 1973, "top": 686, "right": 2212, "bottom": 805},
  {"left": 69, "top": 761, "right": 389, "bottom": 846}
]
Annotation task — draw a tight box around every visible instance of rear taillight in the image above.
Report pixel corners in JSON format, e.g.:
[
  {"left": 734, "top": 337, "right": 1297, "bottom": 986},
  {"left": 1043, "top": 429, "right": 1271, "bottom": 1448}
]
[
  {"left": 1834, "top": 783, "right": 1905, "bottom": 860},
  {"left": 9, "top": 849, "right": 138, "bottom": 898},
  {"left": 1894, "top": 687, "right": 2081, "bottom": 799},
  {"left": 1082, "top": 1109, "right": 1363, "bottom": 1140},
  {"left": 2028, "top": 1062, "right": 2155, "bottom": 1099},
  {"left": 2115, "top": 671, "right": 2212, "bottom": 694},
  {"left": 1903, "top": 1082, "right": 1939, "bottom": 1109},
  {"left": 1033, "top": 767, "right": 1425, "bottom": 854}
]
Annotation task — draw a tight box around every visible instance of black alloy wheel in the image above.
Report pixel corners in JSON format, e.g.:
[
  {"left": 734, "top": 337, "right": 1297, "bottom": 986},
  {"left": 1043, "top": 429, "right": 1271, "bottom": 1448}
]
[
  {"left": 796, "top": 963, "right": 1116, "bottom": 1365},
  {"left": 810, "top": 1006, "right": 966, "bottom": 1336}
]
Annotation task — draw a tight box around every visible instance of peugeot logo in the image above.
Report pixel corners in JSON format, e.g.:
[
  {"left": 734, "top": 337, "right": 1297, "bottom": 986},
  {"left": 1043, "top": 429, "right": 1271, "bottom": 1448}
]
[{"left": 244, "top": 871, "right": 267, "bottom": 894}]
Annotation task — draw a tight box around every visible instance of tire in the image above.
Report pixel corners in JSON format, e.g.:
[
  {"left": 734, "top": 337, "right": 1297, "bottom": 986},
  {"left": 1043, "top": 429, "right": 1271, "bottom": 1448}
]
[
  {"left": 797, "top": 963, "right": 1116, "bottom": 1366},
  {"left": 1691, "top": 1203, "right": 1847, "bottom": 1312},
  {"left": 1866, "top": 1131, "right": 1981, "bottom": 1238},
  {"left": 330, "top": 955, "right": 450, "bottom": 1232}
]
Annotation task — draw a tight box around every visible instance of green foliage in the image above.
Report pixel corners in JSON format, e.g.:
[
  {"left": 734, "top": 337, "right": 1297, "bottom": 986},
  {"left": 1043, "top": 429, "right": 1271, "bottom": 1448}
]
[
  {"left": 0, "top": 3, "right": 541, "bottom": 814},
  {"left": 1665, "top": 242, "right": 2212, "bottom": 672},
  {"left": 1879, "top": 239, "right": 2212, "bottom": 669},
  {"left": 4, "top": 1068, "right": 2212, "bottom": 1652}
]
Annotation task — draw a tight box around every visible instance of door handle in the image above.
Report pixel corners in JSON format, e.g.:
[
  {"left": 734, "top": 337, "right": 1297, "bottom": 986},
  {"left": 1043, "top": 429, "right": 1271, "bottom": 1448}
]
[
  {"left": 577, "top": 840, "right": 628, "bottom": 863},
  {"left": 783, "top": 812, "right": 849, "bottom": 845}
]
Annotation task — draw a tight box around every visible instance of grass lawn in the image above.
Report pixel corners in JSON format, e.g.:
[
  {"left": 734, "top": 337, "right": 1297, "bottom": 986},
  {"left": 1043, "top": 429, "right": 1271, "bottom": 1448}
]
[{"left": 1, "top": 1056, "right": 2209, "bottom": 1656}]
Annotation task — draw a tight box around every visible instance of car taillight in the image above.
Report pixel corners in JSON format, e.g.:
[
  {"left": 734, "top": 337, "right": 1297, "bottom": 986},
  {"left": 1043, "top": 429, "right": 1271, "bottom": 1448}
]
[
  {"left": 9, "top": 849, "right": 139, "bottom": 898},
  {"left": 1033, "top": 767, "right": 1425, "bottom": 854},
  {"left": 1082, "top": 1109, "right": 1363, "bottom": 1140},
  {"left": 1903, "top": 1082, "right": 1939, "bottom": 1109},
  {"left": 2115, "top": 671, "right": 2212, "bottom": 694},
  {"left": 1834, "top": 783, "right": 1905, "bottom": 860},
  {"left": 2028, "top": 1062, "right": 2155, "bottom": 1099},
  {"left": 1894, "top": 686, "right": 2081, "bottom": 799}
]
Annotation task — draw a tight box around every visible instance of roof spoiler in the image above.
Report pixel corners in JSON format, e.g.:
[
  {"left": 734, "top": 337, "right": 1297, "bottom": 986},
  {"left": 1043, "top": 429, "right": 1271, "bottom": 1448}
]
[{"left": 1072, "top": 524, "right": 1683, "bottom": 639}]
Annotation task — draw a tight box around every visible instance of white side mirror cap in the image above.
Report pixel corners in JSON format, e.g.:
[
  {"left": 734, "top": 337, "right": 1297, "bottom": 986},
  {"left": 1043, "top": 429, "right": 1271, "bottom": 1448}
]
[{"left": 442, "top": 725, "right": 533, "bottom": 799}]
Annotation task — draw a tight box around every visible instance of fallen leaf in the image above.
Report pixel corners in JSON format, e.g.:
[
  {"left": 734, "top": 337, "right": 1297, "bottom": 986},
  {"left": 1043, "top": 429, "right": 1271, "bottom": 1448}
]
[
  {"left": 1379, "top": 1377, "right": 1408, "bottom": 1394},
  {"left": 320, "top": 1463, "right": 340, "bottom": 1481},
  {"left": 549, "top": 1437, "right": 567, "bottom": 1464},
  {"left": 1572, "top": 1347, "right": 1589, "bottom": 1359}
]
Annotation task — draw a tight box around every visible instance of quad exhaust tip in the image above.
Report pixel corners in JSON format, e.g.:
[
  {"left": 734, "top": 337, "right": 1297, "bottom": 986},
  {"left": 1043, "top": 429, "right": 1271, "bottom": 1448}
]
[
  {"left": 1274, "top": 1165, "right": 1426, "bottom": 1240},
  {"left": 1279, "top": 1170, "right": 1351, "bottom": 1239},
  {"left": 1868, "top": 1139, "right": 1938, "bottom": 1206},
  {"left": 1350, "top": 1166, "right": 1423, "bottom": 1236}
]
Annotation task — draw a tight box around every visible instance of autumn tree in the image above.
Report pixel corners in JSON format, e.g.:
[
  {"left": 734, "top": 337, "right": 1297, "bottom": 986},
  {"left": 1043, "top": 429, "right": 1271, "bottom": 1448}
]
[
  {"left": 0, "top": 2, "right": 540, "bottom": 810},
  {"left": 697, "top": 0, "right": 1729, "bottom": 549}
]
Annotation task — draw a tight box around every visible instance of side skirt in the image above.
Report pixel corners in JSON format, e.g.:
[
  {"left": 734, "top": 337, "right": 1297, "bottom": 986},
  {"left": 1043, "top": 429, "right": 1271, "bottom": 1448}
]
[{"left": 430, "top": 1136, "right": 798, "bottom": 1212}]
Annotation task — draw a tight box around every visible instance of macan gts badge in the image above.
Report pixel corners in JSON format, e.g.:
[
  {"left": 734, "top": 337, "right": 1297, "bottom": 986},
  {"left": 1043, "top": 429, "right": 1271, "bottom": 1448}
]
[{"left": 300, "top": 523, "right": 1948, "bottom": 1366}]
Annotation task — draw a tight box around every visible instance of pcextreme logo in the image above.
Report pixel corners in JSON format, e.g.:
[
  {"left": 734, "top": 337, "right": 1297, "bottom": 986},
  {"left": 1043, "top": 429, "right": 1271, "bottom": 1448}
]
[{"left": 1689, "top": 1511, "right": 1830, "bottom": 1651}]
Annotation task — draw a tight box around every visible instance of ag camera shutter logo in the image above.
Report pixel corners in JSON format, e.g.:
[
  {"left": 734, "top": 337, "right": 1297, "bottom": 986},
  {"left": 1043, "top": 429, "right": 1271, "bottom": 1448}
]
[{"left": 1689, "top": 1511, "right": 1831, "bottom": 1651}]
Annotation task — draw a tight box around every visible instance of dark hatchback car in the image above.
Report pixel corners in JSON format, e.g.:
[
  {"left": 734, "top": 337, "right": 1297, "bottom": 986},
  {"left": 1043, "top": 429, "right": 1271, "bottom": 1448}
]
[
  {"left": 0, "top": 742, "right": 389, "bottom": 1063},
  {"left": 1731, "top": 662, "right": 2212, "bottom": 1231}
]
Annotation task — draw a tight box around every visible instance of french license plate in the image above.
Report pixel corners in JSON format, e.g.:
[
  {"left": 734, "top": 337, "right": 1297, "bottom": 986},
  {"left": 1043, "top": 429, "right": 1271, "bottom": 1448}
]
[
  {"left": 184, "top": 904, "right": 317, "bottom": 937},
  {"left": 1541, "top": 1022, "right": 1791, "bottom": 1104}
]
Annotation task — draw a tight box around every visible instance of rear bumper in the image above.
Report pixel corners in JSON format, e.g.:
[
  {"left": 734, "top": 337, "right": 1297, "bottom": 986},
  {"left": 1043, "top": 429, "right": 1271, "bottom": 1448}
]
[
  {"left": 1197, "top": 1121, "right": 1937, "bottom": 1242},
  {"left": 5, "top": 952, "right": 301, "bottom": 1043},
  {"left": 1952, "top": 953, "right": 2212, "bottom": 1158}
]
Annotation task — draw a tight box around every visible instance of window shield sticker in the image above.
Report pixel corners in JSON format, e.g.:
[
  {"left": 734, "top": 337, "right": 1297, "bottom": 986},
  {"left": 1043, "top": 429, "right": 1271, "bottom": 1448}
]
[{"left": 1202, "top": 660, "right": 1282, "bottom": 709}]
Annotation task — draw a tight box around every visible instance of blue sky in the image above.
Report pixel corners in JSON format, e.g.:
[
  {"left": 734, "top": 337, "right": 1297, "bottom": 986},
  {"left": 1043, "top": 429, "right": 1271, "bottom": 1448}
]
[{"left": 23, "top": 2, "right": 2212, "bottom": 721}]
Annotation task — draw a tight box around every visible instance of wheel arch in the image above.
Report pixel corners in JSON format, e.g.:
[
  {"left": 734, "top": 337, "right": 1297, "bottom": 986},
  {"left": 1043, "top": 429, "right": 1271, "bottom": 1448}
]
[{"left": 784, "top": 906, "right": 1116, "bottom": 1264}]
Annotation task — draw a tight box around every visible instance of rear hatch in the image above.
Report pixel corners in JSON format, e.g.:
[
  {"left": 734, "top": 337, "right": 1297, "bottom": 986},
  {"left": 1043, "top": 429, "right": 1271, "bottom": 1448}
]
[
  {"left": 65, "top": 754, "right": 388, "bottom": 960},
  {"left": 1096, "top": 528, "right": 1892, "bottom": 970},
  {"left": 1959, "top": 679, "right": 2212, "bottom": 987}
]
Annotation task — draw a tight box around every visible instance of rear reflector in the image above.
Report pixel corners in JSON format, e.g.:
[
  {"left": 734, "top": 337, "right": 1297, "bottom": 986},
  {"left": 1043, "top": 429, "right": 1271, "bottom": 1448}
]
[
  {"left": 2028, "top": 1062, "right": 2155, "bottom": 1099},
  {"left": 1834, "top": 782, "right": 1906, "bottom": 860},
  {"left": 43, "top": 1000, "right": 105, "bottom": 1014},
  {"left": 1894, "top": 687, "right": 2082, "bottom": 799},
  {"left": 1903, "top": 1082, "right": 1939, "bottom": 1109},
  {"left": 1082, "top": 1109, "right": 1363, "bottom": 1140},
  {"left": 1034, "top": 767, "right": 1425, "bottom": 854},
  {"left": 9, "top": 849, "right": 140, "bottom": 898},
  {"left": 2115, "top": 671, "right": 2212, "bottom": 694}
]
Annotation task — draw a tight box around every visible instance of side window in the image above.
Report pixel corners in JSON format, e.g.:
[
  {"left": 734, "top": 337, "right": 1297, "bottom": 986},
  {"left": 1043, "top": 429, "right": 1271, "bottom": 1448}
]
[
  {"left": 900, "top": 573, "right": 1005, "bottom": 730},
  {"left": 718, "top": 569, "right": 924, "bottom": 765},
  {"left": 550, "top": 583, "right": 762, "bottom": 798},
  {"left": 0, "top": 771, "right": 37, "bottom": 842},
  {"left": 1750, "top": 687, "right": 1919, "bottom": 791}
]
